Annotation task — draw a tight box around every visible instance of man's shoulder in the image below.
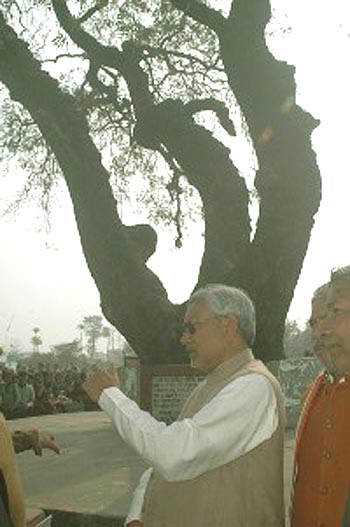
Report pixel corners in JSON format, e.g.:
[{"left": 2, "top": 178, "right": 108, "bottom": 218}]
[
  {"left": 227, "top": 371, "right": 276, "bottom": 394},
  {"left": 236, "top": 364, "right": 284, "bottom": 409},
  {"left": 241, "top": 360, "right": 279, "bottom": 384}
]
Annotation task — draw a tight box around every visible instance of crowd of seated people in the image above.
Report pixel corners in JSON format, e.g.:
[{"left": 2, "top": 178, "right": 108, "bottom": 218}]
[{"left": 0, "top": 364, "right": 99, "bottom": 420}]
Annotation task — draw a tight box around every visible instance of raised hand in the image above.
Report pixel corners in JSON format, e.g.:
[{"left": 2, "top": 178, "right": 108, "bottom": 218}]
[{"left": 83, "top": 363, "right": 121, "bottom": 403}]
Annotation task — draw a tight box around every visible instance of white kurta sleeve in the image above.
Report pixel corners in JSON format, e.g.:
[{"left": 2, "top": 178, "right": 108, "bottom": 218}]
[
  {"left": 124, "top": 467, "right": 153, "bottom": 525},
  {"left": 99, "top": 373, "right": 278, "bottom": 482}
]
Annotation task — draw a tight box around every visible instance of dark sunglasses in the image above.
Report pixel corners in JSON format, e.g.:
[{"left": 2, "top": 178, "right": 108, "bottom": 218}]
[{"left": 181, "top": 316, "right": 220, "bottom": 335}]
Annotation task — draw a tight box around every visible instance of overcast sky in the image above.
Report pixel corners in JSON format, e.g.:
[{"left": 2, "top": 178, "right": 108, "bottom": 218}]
[{"left": 1, "top": 1, "right": 350, "bottom": 352}]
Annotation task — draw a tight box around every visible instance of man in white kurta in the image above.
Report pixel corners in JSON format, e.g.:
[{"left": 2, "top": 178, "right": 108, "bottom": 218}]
[{"left": 84, "top": 284, "right": 285, "bottom": 526}]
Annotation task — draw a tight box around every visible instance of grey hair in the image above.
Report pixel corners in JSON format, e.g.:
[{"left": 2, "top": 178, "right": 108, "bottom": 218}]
[
  {"left": 330, "top": 266, "right": 350, "bottom": 284},
  {"left": 188, "top": 284, "right": 256, "bottom": 346}
]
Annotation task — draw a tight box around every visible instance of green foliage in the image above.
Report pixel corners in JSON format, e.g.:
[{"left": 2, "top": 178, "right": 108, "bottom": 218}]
[
  {"left": 0, "top": 85, "right": 61, "bottom": 224},
  {"left": 0, "top": 0, "right": 236, "bottom": 237}
]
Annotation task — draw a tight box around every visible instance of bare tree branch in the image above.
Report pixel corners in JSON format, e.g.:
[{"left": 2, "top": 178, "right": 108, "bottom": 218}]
[
  {"left": 185, "top": 98, "right": 236, "bottom": 136},
  {"left": 78, "top": 0, "right": 108, "bottom": 24},
  {"left": 51, "top": 0, "right": 124, "bottom": 71},
  {"left": 142, "top": 44, "right": 223, "bottom": 73},
  {"left": 170, "top": 0, "right": 227, "bottom": 35},
  {"left": 43, "top": 52, "right": 86, "bottom": 64}
]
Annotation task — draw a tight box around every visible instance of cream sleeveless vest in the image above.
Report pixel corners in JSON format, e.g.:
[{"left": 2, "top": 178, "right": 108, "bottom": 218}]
[{"left": 142, "top": 349, "right": 285, "bottom": 527}]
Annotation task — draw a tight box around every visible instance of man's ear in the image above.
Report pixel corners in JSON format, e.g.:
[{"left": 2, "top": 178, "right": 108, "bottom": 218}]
[
  {"left": 231, "top": 316, "right": 241, "bottom": 336},
  {"left": 224, "top": 315, "right": 239, "bottom": 336}
]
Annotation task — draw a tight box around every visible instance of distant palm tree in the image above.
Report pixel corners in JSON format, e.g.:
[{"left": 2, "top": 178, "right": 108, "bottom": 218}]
[
  {"left": 31, "top": 327, "right": 42, "bottom": 353},
  {"left": 77, "top": 323, "right": 85, "bottom": 353},
  {"left": 79, "top": 316, "right": 105, "bottom": 358}
]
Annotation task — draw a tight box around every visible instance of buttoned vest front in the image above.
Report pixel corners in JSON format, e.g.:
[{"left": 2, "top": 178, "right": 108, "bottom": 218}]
[
  {"left": 142, "top": 349, "right": 285, "bottom": 527},
  {"left": 292, "top": 376, "right": 350, "bottom": 527}
]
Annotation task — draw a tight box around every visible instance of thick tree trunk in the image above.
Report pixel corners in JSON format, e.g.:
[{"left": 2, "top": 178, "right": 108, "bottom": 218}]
[{"left": 218, "top": 0, "right": 321, "bottom": 359}]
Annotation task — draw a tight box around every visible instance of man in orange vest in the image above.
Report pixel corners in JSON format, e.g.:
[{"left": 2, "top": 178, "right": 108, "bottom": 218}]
[{"left": 291, "top": 267, "right": 350, "bottom": 527}]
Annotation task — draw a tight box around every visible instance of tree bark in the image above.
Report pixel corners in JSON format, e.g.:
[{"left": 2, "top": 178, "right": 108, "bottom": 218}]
[{"left": 220, "top": 0, "right": 321, "bottom": 358}]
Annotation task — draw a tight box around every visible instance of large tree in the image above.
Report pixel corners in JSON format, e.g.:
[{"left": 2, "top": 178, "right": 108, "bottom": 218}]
[{"left": 0, "top": 0, "right": 321, "bottom": 364}]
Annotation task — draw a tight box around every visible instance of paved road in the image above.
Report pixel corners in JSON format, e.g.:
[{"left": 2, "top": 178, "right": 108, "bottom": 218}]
[
  {"left": 8, "top": 412, "right": 295, "bottom": 519},
  {"left": 8, "top": 412, "right": 148, "bottom": 518}
]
